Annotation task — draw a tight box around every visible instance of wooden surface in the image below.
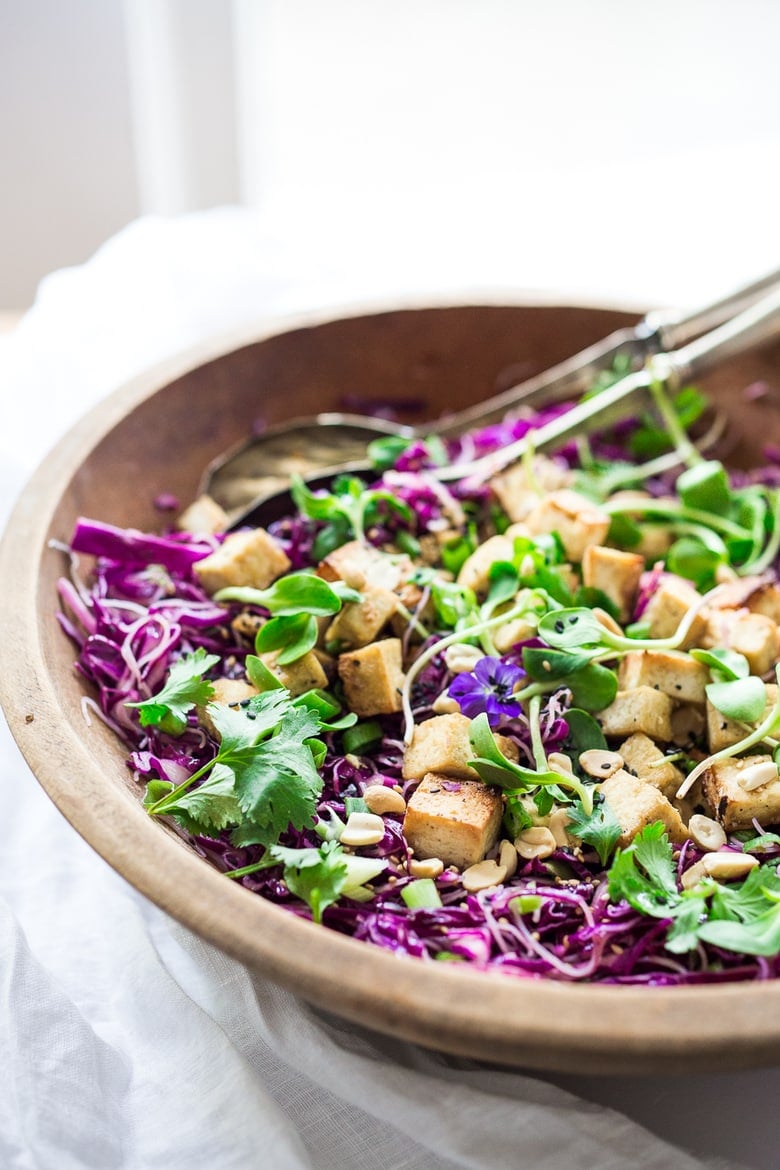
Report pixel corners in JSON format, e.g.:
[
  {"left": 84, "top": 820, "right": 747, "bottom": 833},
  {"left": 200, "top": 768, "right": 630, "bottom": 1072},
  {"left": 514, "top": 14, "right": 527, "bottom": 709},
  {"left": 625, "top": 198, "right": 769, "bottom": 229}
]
[{"left": 4, "top": 298, "right": 780, "bottom": 1075}]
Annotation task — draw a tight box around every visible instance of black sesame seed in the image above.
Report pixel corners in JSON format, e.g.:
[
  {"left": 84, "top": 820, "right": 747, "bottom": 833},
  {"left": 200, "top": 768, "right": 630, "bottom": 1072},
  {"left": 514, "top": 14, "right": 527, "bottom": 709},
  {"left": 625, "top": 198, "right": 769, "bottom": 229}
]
[
  {"left": 246, "top": 712, "right": 257, "bottom": 720},
  {"left": 240, "top": 699, "right": 251, "bottom": 708},
  {"left": 568, "top": 616, "right": 579, "bottom": 625},
  {"left": 554, "top": 621, "right": 565, "bottom": 633}
]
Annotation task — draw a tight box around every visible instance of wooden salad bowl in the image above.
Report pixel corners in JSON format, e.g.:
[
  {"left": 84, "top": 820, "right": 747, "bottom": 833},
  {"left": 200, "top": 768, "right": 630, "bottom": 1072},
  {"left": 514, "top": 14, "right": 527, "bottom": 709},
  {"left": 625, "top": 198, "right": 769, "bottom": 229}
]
[{"left": 4, "top": 299, "right": 780, "bottom": 1075}]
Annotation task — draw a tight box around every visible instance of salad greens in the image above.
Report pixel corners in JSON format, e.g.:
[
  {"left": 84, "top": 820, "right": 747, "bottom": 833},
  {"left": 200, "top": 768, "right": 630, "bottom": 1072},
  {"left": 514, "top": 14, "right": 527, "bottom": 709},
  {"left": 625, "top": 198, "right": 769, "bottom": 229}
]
[{"left": 60, "top": 356, "right": 780, "bottom": 985}]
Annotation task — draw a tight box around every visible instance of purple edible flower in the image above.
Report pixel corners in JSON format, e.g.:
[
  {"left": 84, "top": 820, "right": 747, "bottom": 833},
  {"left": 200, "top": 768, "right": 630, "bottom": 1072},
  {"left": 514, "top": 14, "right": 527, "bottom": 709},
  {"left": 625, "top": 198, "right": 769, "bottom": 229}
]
[{"left": 448, "top": 656, "right": 524, "bottom": 725}]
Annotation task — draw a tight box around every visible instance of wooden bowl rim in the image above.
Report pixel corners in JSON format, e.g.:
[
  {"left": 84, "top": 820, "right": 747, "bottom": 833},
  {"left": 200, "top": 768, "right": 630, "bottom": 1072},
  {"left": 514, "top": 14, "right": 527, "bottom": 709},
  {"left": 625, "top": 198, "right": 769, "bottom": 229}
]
[{"left": 3, "top": 294, "right": 779, "bottom": 1076}]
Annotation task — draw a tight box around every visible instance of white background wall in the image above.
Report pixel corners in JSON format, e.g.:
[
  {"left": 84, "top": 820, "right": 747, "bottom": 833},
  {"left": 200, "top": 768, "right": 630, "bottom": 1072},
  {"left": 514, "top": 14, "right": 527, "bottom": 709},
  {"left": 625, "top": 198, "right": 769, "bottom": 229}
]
[{"left": 1, "top": 0, "right": 779, "bottom": 309}]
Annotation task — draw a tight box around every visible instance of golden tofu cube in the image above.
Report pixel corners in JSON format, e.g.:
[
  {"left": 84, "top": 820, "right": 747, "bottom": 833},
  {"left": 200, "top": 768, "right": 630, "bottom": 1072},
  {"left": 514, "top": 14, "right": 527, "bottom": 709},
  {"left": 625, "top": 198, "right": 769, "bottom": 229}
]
[
  {"left": 618, "top": 732, "right": 684, "bottom": 798},
  {"left": 599, "top": 770, "right": 688, "bottom": 847},
  {"left": 709, "top": 575, "right": 780, "bottom": 624},
  {"left": 642, "top": 575, "right": 708, "bottom": 648},
  {"left": 337, "top": 638, "right": 405, "bottom": 716},
  {"left": 597, "top": 686, "right": 674, "bottom": 742},
  {"left": 706, "top": 685, "right": 778, "bottom": 753},
  {"left": 402, "top": 772, "right": 504, "bottom": 869},
  {"left": 701, "top": 755, "right": 780, "bottom": 831},
  {"left": 703, "top": 610, "right": 779, "bottom": 677},
  {"left": 490, "top": 457, "right": 574, "bottom": 523},
  {"left": 581, "top": 545, "right": 644, "bottom": 622},
  {"left": 524, "top": 489, "right": 610, "bottom": 564},
  {"left": 198, "top": 677, "right": 258, "bottom": 738},
  {"left": 259, "top": 650, "right": 328, "bottom": 696},
  {"left": 402, "top": 712, "right": 518, "bottom": 781},
  {"left": 193, "top": 528, "right": 291, "bottom": 594},
  {"left": 618, "top": 649, "right": 709, "bottom": 705},
  {"left": 176, "top": 493, "right": 229, "bottom": 535},
  {"left": 456, "top": 534, "right": 515, "bottom": 597},
  {"left": 325, "top": 583, "right": 398, "bottom": 650}
]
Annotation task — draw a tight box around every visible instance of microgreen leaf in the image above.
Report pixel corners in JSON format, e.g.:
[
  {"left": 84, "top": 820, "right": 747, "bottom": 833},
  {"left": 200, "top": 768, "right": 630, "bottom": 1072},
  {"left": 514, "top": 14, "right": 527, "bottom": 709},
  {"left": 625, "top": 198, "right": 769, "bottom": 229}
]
[
  {"left": 676, "top": 460, "right": 731, "bottom": 516},
  {"left": 560, "top": 708, "right": 607, "bottom": 758},
  {"left": 214, "top": 572, "right": 347, "bottom": 616},
  {"left": 705, "top": 676, "right": 768, "bottom": 723},
  {"left": 126, "top": 647, "right": 219, "bottom": 735},
  {"left": 522, "top": 647, "right": 596, "bottom": 682},
  {"left": 245, "top": 655, "right": 285, "bottom": 692},
  {"left": 468, "top": 713, "right": 593, "bottom": 812},
  {"left": 567, "top": 663, "right": 619, "bottom": 711},
  {"left": 254, "top": 612, "right": 319, "bottom": 664},
  {"left": 367, "top": 434, "right": 412, "bottom": 471},
  {"left": 537, "top": 608, "right": 609, "bottom": 650},
  {"left": 689, "top": 648, "right": 750, "bottom": 681}
]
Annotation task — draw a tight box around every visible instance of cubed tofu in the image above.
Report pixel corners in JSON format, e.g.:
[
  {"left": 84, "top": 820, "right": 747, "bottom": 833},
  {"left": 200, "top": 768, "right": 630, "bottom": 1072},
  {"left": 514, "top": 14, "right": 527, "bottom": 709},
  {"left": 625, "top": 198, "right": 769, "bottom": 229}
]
[
  {"left": 198, "top": 677, "right": 258, "bottom": 738},
  {"left": 703, "top": 610, "right": 779, "bottom": 677},
  {"left": 457, "top": 534, "right": 515, "bottom": 597},
  {"left": 669, "top": 703, "right": 706, "bottom": 746},
  {"left": 701, "top": 755, "right": 780, "bottom": 831},
  {"left": 176, "top": 493, "right": 229, "bottom": 535},
  {"left": 599, "top": 770, "right": 689, "bottom": 847},
  {"left": 708, "top": 574, "right": 780, "bottom": 624},
  {"left": 524, "top": 489, "right": 610, "bottom": 564},
  {"left": 402, "top": 712, "right": 519, "bottom": 781},
  {"left": 618, "top": 732, "right": 684, "bottom": 798},
  {"left": 338, "top": 638, "right": 405, "bottom": 716},
  {"left": 193, "top": 528, "right": 291, "bottom": 594},
  {"left": 490, "top": 457, "right": 574, "bottom": 523},
  {"left": 617, "top": 650, "right": 709, "bottom": 705},
  {"left": 642, "top": 575, "right": 709, "bottom": 648},
  {"left": 402, "top": 772, "right": 504, "bottom": 868},
  {"left": 325, "top": 583, "right": 399, "bottom": 650},
  {"left": 597, "top": 686, "right": 674, "bottom": 742},
  {"left": 317, "top": 540, "right": 410, "bottom": 592},
  {"left": 259, "top": 650, "right": 328, "bottom": 696},
  {"left": 706, "top": 684, "right": 778, "bottom": 753},
  {"left": 492, "top": 610, "right": 537, "bottom": 654},
  {"left": 581, "top": 545, "right": 645, "bottom": 622}
]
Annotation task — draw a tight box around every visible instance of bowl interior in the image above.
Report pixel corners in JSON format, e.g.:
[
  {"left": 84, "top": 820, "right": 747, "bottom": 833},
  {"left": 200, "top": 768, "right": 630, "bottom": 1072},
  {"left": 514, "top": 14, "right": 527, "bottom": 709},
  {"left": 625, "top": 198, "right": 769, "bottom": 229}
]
[{"left": 5, "top": 300, "right": 780, "bottom": 1075}]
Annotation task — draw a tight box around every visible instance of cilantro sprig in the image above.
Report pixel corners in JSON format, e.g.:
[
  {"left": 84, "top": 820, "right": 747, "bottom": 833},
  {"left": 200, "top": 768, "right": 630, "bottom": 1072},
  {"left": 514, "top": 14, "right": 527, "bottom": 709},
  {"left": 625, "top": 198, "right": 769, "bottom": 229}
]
[
  {"left": 127, "top": 647, "right": 219, "bottom": 735},
  {"left": 144, "top": 688, "right": 328, "bottom": 848},
  {"left": 607, "top": 823, "right": 780, "bottom": 957}
]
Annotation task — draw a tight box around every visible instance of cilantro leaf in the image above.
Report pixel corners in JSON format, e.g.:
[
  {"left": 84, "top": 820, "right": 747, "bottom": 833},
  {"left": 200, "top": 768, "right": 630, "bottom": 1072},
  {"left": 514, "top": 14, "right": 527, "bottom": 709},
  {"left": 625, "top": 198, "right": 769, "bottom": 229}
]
[
  {"left": 567, "top": 796, "right": 621, "bottom": 866},
  {"left": 144, "top": 763, "right": 241, "bottom": 835},
  {"left": 270, "top": 840, "right": 349, "bottom": 923},
  {"left": 696, "top": 903, "right": 780, "bottom": 956},
  {"left": 607, "top": 822, "right": 678, "bottom": 918},
  {"left": 206, "top": 688, "right": 292, "bottom": 754},
  {"left": 127, "top": 648, "right": 220, "bottom": 735},
  {"left": 231, "top": 705, "right": 325, "bottom": 845}
]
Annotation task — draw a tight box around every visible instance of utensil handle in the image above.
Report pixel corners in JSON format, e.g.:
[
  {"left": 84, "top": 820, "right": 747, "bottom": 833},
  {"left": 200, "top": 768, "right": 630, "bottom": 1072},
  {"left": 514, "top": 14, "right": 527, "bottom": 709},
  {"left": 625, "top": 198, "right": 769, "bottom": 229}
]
[
  {"left": 647, "top": 267, "right": 780, "bottom": 352},
  {"left": 652, "top": 283, "right": 780, "bottom": 388}
]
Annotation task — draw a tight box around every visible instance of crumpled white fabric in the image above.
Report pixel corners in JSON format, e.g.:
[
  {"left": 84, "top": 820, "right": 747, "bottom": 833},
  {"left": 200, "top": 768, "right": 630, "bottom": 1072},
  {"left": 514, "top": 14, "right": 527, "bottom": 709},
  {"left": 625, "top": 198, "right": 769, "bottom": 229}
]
[{"left": 0, "top": 207, "right": 773, "bottom": 1170}]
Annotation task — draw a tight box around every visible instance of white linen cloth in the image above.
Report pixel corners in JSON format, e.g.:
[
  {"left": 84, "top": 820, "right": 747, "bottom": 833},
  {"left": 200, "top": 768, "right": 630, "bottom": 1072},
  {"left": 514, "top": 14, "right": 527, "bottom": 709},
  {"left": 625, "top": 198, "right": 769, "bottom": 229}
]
[{"left": 1, "top": 206, "right": 777, "bottom": 1170}]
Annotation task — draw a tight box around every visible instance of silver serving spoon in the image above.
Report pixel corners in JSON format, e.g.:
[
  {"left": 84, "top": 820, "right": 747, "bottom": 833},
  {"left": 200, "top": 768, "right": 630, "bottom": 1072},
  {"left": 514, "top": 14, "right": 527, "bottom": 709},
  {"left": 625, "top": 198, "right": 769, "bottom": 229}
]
[{"left": 201, "top": 270, "right": 780, "bottom": 528}]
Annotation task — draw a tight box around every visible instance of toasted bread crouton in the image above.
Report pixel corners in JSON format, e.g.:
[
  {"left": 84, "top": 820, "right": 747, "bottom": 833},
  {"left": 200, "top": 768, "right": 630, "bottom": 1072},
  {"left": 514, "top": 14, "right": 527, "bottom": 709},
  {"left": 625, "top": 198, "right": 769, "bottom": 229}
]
[
  {"left": 642, "top": 575, "right": 708, "bottom": 648},
  {"left": 198, "top": 677, "right": 258, "bottom": 738},
  {"left": 706, "top": 684, "right": 778, "bottom": 753},
  {"left": 524, "top": 489, "right": 610, "bottom": 564},
  {"left": 599, "top": 770, "right": 689, "bottom": 847},
  {"left": 618, "top": 650, "right": 709, "bottom": 705},
  {"left": 701, "top": 755, "right": 780, "bottom": 831},
  {"left": 402, "top": 712, "right": 518, "bottom": 781},
  {"left": 338, "top": 638, "right": 405, "bottom": 716},
  {"left": 325, "top": 583, "right": 399, "bottom": 650},
  {"left": 402, "top": 772, "right": 504, "bottom": 868},
  {"left": 618, "top": 732, "right": 684, "bottom": 798},
  {"left": 259, "top": 650, "right": 328, "bottom": 696},
  {"left": 193, "top": 528, "right": 291, "bottom": 594},
  {"left": 582, "top": 545, "right": 644, "bottom": 622},
  {"left": 703, "top": 610, "right": 779, "bottom": 677},
  {"left": 597, "top": 686, "right": 674, "bottom": 742}
]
